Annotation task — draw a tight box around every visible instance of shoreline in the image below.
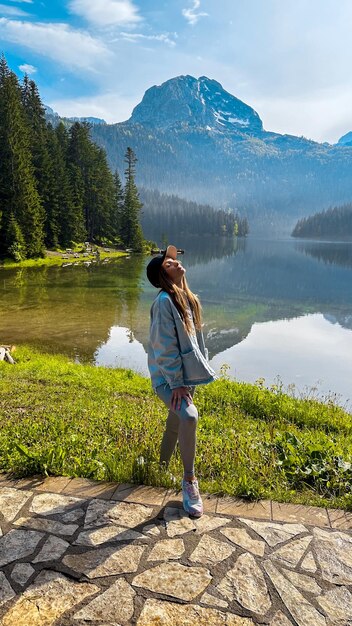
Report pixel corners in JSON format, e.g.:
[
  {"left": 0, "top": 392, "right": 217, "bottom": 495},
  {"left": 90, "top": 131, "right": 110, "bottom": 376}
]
[{"left": 0, "top": 247, "right": 129, "bottom": 270}]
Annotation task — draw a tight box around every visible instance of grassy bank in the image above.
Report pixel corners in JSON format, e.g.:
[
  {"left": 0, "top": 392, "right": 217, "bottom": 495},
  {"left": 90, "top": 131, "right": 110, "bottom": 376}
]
[
  {"left": 1, "top": 347, "right": 352, "bottom": 510},
  {"left": 1, "top": 247, "right": 127, "bottom": 269}
]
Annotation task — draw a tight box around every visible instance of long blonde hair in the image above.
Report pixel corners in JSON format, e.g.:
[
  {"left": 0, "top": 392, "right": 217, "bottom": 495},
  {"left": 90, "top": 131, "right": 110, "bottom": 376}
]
[{"left": 158, "top": 268, "right": 202, "bottom": 334}]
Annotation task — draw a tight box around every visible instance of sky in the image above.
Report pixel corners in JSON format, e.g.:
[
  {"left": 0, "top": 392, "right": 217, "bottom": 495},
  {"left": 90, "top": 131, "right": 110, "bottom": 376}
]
[{"left": 1, "top": 0, "right": 352, "bottom": 143}]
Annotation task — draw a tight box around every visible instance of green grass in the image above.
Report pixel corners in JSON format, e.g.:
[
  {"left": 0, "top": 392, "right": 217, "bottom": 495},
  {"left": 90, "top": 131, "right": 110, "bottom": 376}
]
[{"left": 1, "top": 347, "right": 352, "bottom": 510}]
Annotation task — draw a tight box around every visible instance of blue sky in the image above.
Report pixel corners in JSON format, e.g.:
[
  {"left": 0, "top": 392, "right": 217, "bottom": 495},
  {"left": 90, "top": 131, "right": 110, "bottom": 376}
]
[{"left": 1, "top": 0, "right": 352, "bottom": 142}]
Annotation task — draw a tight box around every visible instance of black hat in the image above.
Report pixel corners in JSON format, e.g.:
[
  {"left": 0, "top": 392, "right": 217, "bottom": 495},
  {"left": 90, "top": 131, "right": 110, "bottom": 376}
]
[{"left": 146, "top": 244, "right": 178, "bottom": 288}]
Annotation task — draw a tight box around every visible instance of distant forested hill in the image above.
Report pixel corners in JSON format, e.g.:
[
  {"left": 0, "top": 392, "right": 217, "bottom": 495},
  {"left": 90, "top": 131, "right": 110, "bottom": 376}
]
[
  {"left": 140, "top": 188, "right": 248, "bottom": 242},
  {"left": 292, "top": 204, "right": 352, "bottom": 239}
]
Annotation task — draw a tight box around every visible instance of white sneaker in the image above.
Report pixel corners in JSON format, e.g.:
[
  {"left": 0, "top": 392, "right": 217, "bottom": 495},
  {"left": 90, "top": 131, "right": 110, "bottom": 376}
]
[{"left": 182, "top": 478, "right": 203, "bottom": 518}]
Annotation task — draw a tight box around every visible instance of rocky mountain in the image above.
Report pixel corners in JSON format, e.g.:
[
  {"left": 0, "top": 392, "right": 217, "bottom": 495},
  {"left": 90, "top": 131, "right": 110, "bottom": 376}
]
[
  {"left": 337, "top": 131, "right": 352, "bottom": 146},
  {"left": 44, "top": 106, "right": 106, "bottom": 127},
  {"left": 130, "top": 75, "right": 263, "bottom": 133}
]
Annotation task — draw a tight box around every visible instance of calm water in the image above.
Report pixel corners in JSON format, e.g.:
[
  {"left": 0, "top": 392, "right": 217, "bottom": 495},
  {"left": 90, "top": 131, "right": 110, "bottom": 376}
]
[{"left": 1, "top": 236, "right": 352, "bottom": 408}]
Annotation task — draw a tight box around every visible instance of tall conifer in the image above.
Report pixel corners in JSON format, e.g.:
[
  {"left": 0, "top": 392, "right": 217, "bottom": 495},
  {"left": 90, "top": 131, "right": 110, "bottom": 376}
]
[
  {"left": 121, "top": 147, "right": 144, "bottom": 251},
  {"left": 0, "top": 56, "right": 44, "bottom": 258},
  {"left": 21, "top": 76, "right": 49, "bottom": 231},
  {"left": 112, "top": 170, "right": 124, "bottom": 242}
]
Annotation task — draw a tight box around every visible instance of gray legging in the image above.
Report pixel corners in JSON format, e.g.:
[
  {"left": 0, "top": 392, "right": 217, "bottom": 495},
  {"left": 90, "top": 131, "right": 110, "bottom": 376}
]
[{"left": 156, "top": 383, "right": 197, "bottom": 480}]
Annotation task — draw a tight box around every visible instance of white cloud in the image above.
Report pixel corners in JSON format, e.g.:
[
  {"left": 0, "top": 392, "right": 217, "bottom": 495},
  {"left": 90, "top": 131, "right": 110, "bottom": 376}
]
[
  {"left": 252, "top": 87, "right": 352, "bottom": 143},
  {"left": 120, "top": 31, "right": 177, "bottom": 47},
  {"left": 182, "top": 0, "right": 208, "bottom": 25},
  {"left": 0, "top": 18, "right": 110, "bottom": 72},
  {"left": 68, "top": 0, "right": 141, "bottom": 27},
  {"left": 7, "top": 0, "right": 33, "bottom": 3},
  {"left": 50, "top": 91, "right": 137, "bottom": 124},
  {"left": 19, "top": 62, "right": 37, "bottom": 74},
  {"left": 0, "top": 4, "right": 28, "bottom": 16}
]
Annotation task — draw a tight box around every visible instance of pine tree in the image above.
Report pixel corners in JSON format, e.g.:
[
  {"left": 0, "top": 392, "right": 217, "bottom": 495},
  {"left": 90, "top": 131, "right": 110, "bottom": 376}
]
[
  {"left": 66, "top": 123, "right": 88, "bottom": 242},
  {"left": 112, "top": 170, "right": 124, "bottom": 243},
  {"left": 87, "top": 144, "right": 115, "bottom": 242},
  {"left": 6, "top": 214, "right": 26, "bottom": 261},
  {"left": 21, "top": 76, "right": 49, "bottom": 236},
  {"left": 0, "top": 56, "right": 44, "bottom": 258},
  {"left": 120, "top": 147, "right": 144, "bottom": 251}
]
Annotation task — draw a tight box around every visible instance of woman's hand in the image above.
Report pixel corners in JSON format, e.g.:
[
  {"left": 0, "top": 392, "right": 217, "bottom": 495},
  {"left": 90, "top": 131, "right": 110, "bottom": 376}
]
[{"left": 171, "top": 386, "right": 193, "bottom": 411}]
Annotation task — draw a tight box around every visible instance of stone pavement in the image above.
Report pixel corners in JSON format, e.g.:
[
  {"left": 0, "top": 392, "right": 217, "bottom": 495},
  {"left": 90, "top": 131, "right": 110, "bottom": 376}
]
[{"left": 0, "top": 475, "right": 352, "bottom": 625}]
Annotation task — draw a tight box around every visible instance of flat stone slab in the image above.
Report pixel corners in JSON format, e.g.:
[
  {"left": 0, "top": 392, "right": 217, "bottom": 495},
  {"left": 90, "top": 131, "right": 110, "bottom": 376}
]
[
  {"left": 313, "top": 528, "right": 352, "bottom": 584},
  {"left": 0, "top": 572, "right": 15, "bottom": 606},
  {"left": 74, "top": 524, "right": 147, "bottom": 547},
  {"left": 282, "top": 568, "right": 321, "bottom": 595},
  {"left": 216, "top": 498, "right": 271, "bottom": 520},
  {"left": 35, "top": 476, "right": 72, "bottom": 493},
  {"left": 14, "top": 516, "right": 78, "bottom": 536},
  {"left": 62, "top": 477, "right": 117, "bottom": 500},
  {"left": 0, "top": 487, "right": 32, "bottom": 522},
  {"left": 164, "top": 506, "right": 196, "bottom": 537},
  {"left": 264, "top": 561, "right": 327, "bottom": 626},
  {"left": 63, "top": 544, "right": 145, "bottom": 578},
  {"left": 190, "top": 534, "right": 235, "bottom": 565},
  {"left": 194, "top": 514, "right": 231, "bottom": 534},
  {"left": 84, "top": 499, "right": 153, "bottom": 529},
  {"left": 73, "top": 578, "right": 135, "bottom": 623},
  {"left": 33, "top": 535, "right": 69, "bottom": 563},
  {"left": 1, "top": 570, "right": 98, "bottom": 626},
  {"left": 269, "top": 536, "right": 313, "bottom": 568},
  {"left": 11, "top": 563, "right": 35, "bottom": 586},
  {"left": 112, "top": 484, "right": 167, "bottom": 505},
  {"left": 270, "top": 611, "right": 294, "bottom": 626},
  {"left": 316, "top": 586, "right": 352, "bottom": 622},
  {"left": 137, "top": 599, "right": 255, "bottom": 625},
  {"left": 0, "top": 529, "right": 43, "bottom": 567},
  {"left": 300, "top": 551, "right": 317, "bottom": 573},
  {"left": 200, "top": 592, "right": 228, "bottom": 609},
  {"left": 147, "top": 538, "right": 185, "bottom": 561},
  {"left": 62, "top": 508, "right": 85, "bottom": 522},
  {"left": 328, "top": 508, "right": 352, "bottom": 530},
  {"left": 30, "top": 492, "right": 82, "bottom": 516},
  {"left": 133, "top": 562, "right": 212, "bottom": 601},
  {"left": 239, "top": 519, "right": 308, "bottom": 547},
  {"left": 217, "top": 552, "right": 271, "bottom": 615},
  {"left": 272, "top": 502, "right": 330, "bottom": 527},
  {"left": 220, "top": 527, "right": 265, "bottom": 556},
  {"left": 143, "top": 523, "right": 161, "bottom": 537}
]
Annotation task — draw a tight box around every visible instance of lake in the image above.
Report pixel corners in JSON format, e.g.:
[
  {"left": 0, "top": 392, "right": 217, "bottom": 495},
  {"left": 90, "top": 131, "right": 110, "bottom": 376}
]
[{"left": 1, "top": 236, "right": 352, "bottom": 409}]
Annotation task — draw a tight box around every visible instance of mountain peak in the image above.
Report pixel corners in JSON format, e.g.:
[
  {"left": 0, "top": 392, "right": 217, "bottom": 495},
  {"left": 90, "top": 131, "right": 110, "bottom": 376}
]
[{"left": 129, "top": 75, "right": 263, "bottom": 133}]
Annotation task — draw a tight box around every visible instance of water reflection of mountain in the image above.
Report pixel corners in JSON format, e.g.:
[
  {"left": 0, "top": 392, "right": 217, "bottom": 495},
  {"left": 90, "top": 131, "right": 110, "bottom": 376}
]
[
  {"left": 165, "top": 237, "right": 352, "bottom": 356},
  {"left": 296, "top": 241, "right": 352, "bottom": 269}
]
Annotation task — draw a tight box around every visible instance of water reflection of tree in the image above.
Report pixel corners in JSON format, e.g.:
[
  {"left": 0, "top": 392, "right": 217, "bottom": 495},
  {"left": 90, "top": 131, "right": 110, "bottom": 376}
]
[
  {"left": 296, "top": 242, "right": 352, "bottom": 269},
  {"left": 0, "top": 257, "right": 145, "bottom": 362}
]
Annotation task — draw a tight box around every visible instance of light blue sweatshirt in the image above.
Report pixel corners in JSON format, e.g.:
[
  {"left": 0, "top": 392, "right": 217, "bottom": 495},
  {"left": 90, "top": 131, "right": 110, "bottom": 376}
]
[{"left": 147, "top": 291, "right": 217, "bottom": 390}]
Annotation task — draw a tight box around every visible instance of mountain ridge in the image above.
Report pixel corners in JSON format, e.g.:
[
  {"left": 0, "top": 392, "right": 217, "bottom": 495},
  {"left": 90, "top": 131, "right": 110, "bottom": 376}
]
[{"left": 46, "top": 75, "right": 352, "bottom": 228}]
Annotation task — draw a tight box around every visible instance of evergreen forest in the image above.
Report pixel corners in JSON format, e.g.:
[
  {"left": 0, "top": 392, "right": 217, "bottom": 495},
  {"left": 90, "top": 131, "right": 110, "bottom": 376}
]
[
  {"left": 0, "top": 56, "right": 144, "bottom": 260},
  {"left": 140, "top": 188, "right": 249, "bottom": 240},
  {"left": 292, "top": 204, "right": 352, "bottom": 240}
]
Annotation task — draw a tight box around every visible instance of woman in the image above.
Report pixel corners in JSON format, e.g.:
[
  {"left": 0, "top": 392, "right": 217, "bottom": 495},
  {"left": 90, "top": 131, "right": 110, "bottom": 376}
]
[{"left": 146, "top": 244, "right": 216, "bottom": 517}]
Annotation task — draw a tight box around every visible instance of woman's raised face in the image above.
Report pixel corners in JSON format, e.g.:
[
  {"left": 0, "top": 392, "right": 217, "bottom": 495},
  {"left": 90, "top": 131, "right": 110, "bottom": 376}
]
[{"left": 162, "top": 256, "right": 185, "bottom": 285}]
